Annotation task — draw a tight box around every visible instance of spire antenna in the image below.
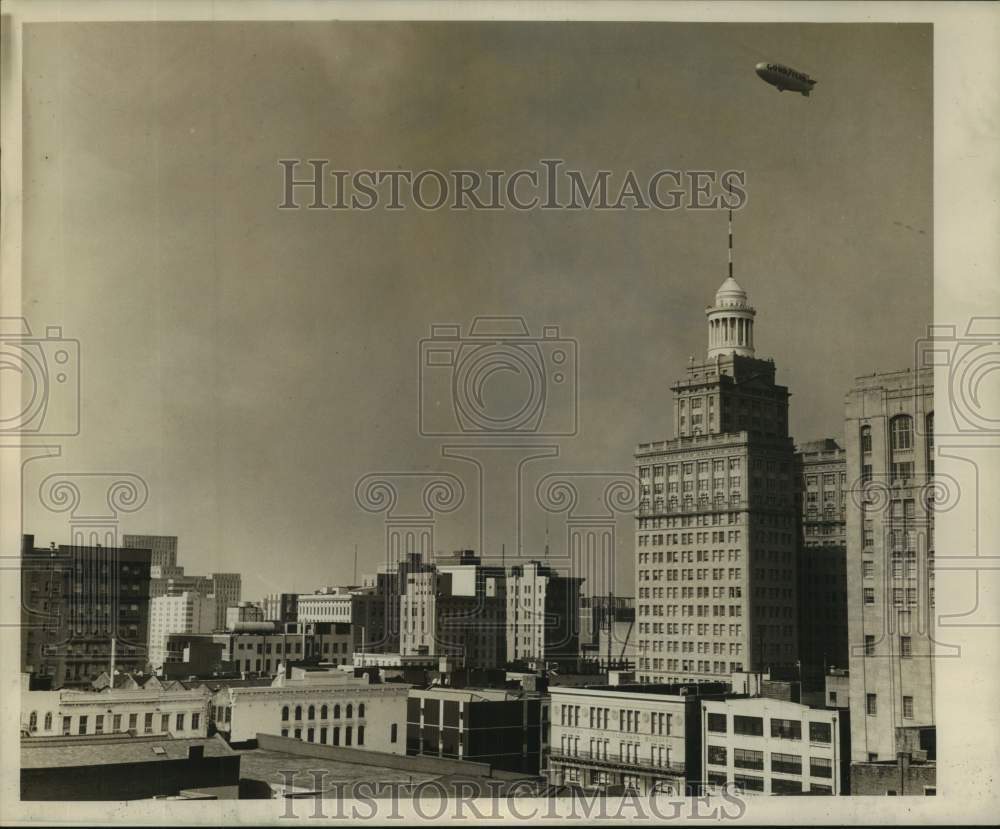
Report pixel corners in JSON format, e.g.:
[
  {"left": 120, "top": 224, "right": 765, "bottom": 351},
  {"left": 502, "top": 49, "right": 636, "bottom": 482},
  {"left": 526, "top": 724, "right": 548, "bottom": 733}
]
[{"left": 728, "top": 207, "right": 734, "bottom": 280}]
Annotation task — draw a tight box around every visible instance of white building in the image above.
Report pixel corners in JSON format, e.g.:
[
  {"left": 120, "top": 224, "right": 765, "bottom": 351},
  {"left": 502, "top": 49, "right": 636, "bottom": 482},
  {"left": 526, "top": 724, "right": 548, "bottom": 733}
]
[
  {"left": 149, "top": 592, "right": 217, "bottom": 669},
  {"left": 297, "top": 590, "right": 354, "bottom": 624},
  {"left": 22, "top": 677, "right": 210, "bottom": 739},
  {"left": 506, "top": 560, "right": 582, "bottom": 664},
  {"left": 548, "top": 682, "right": 726, "bottom": 796},
  {"left": 211, "top": 664, "right": 408, "bottom": 752},
  {"left": 700, "top": 696, "right": 846, "bottom": 795},
  {"left": 225, "top": 602, "right": 265, "bottom": 629}
]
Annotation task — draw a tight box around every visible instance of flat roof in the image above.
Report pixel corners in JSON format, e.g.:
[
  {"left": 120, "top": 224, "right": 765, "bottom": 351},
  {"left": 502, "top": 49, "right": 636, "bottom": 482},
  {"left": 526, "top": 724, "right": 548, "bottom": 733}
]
[{"left": 21, "top": 734, "right": 235, "bottom": 769}]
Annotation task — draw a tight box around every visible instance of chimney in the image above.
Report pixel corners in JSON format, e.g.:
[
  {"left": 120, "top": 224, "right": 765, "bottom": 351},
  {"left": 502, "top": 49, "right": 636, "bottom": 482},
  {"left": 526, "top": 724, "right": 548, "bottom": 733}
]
[{"left": 22, "top": 534, "right": 35, "bottom": 555}]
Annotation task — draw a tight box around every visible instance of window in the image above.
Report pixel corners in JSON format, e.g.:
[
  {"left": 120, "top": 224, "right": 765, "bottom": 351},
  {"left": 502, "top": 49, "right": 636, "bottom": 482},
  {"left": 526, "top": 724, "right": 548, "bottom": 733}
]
[
  {"left": 733, "top": 775, "right": 764, "bottom": 792},
  {"left": 78, "top": 716, "right": 88, "bottom": 735},
  {"left": 308, "top": 705, "right": 315, "bottom": 720},
  {"left": 860, "top": 426, "right": 872, "bottom": 454},
  {"left": 95, "top": 715, "right": 104, "bottom": 735},
  {"left": 391, "top": 723, "right": 398, "bottom": 743},
  {"left": 161, "top": 714, "right": 170, "bottom": 733},
  {"left": 28, "top": 711, "right": 38, "bottom": 732},
  {"left": 866, "top": 694, "right": 877, "bottom": 716},
  {"left": 192, "top": 713, "right": 200, "bottom": 730},
  {"left": 321, "top": 705, "right": 328, "bottom": 719},
  {"left": 707, "top": 712, "right": 727, "bottom": 733},
  {"left": 62, "top": 716, "right": 72, "bottom": 735},
  {"left": 295, "top": 705, "right": 302, "bottom": 721},
  {"left": 734, "top": 748, "right": 764, "bottom": 770},
  {"left": 358, "top": 726, "right": 365, "bottom": 745},
  {"left": 771, "top": 718, "right": 802, "bottom": 740},
  {"left": 771, "top": 778, "right": 802, "bottom": 794},
  {"left": 176, "top": 713, "right": 185, "bottom": 731},
  {"left": 771, "top": 752, "right": 801, "bottom": 774},
  {"left": 900, "top": 636, "right": 913, "bottom": 658},
  {"left": 44, "top": 712, "right": 52, "bottom": 731},
  {"left": 129, "top": 713, "right": 138, "bottom": 731},
  {"left": 144, "top": 713, "right": 153, "bottom": 734},
  {"left": 903, "top": 696, "right": 914, "bottom": 719},
  {"left": 334, "top": 704, "right": 341, "bottom": 719},
  {"left": 307, "top": 727, "right": 315, "bottom": 742},
  {"left": 358, "top": 703, "right": 365, "bottom": 718},
  {"left": 294, "top": 728, "right": 301, "bottom": 740},
  {"left": 890, "top": 416, "right": 913, "bottom": 452},
  {"left": 733, "top": 715, "right": 763, "bottom": 736},
  {"left": 864, "top": 588, "right": 875, "bottom": 605},
  {"left": 707, "top": 745, "right": 727, "bottom": 766},
  {"left": 346, "top": 726, "right": 353, "bottom": 746},
  {"left": 282, "top": 706, "right": 290, "bottom": 721},
  {"left": 810, "top": 757, "right": 832, "bottom": 778},
  {"left": 862, "top": 561, "right": 874, "bottom": 579},
  {"left": 864, "top": 635, "right": 875, "bottom": 656},
  {"left": 347, "top": 704, "right": 353, "bottom": 718},
  {"left": 809, "top": 721, "right": 832, "bottom": 743},
  {"left": 809, "top": 784, "right": 833, "bottom": 795},
  {"left": 333, "top": 726, "right": 340, "bottom": 745}
]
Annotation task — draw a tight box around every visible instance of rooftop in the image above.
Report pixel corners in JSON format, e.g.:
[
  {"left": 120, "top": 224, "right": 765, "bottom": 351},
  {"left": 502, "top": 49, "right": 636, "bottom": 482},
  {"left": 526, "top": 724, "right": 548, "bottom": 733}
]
[{"left": 21, "top": 733, "right": 234, "bottom": 769}]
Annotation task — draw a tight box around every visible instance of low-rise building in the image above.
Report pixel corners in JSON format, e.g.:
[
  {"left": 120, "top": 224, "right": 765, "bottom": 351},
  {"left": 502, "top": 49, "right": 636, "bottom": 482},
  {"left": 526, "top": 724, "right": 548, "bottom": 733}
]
[
  {"left": 297, "top": 588, "right": 356, "bottom": 624},
  {"left": 211, "top": 621, "right": 353, "bottom": 676},
  {"left": 849, "top": 725, "right": 935, "bottom": 796},
  {"left": 406, "top": 686, "right": 549, "bottom": 775},
  {"left": 210, "top": 664, "right": 408, "bottom": 752},
  {"left": 21, "top": 674, "right": 211, "bottom": 739},
  {"left": 225, "top": 602, "right": 265, "bottom": 630},
  {"left": 700, "top": 695, "right": 849, "bottom": 795},
  {"left": 548, "top": 681, "right": 728, "bottom": 796}
]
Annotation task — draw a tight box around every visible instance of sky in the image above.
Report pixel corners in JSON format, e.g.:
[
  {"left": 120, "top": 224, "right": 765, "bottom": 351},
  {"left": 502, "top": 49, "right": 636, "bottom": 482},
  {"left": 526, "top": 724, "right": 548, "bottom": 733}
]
[{"left": 19, "top": 21, "right": 932, "bottom": 600}]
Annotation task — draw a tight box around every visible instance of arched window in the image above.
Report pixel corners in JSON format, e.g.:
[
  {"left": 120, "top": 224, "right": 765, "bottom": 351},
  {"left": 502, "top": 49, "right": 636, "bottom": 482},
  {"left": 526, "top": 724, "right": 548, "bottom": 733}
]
[
  {"left": 308, "top": 705, "right": 315, "bottom": 720},
  {"left": 281, "top": 706, "right": 290, "bottom": 721},
  {"left": 321, "top": 705, "right": 328, "bottom": 719},
  {"left": 890, "top": 415, "right": 913, "bottom": 452},
  {"left": 44, "top": 712, "right": 52, "bottom": 731},
  {"left": 358, "top": 703, "right": 365, "bottom": 718},
  {"left": 29, "top": 711, "right": 38, "bottom": 732},
  {"left": 346, "top": 704, "right": 353, "bottom": 719},
  {"left": 294, "top": 705, "right": 302, "bottom": 721},
  {"left": 860, "top": 425, "right": 872, "bottom": 454},
  {"left": 333, "top": 704, "right": 341, "bottom": 719}
]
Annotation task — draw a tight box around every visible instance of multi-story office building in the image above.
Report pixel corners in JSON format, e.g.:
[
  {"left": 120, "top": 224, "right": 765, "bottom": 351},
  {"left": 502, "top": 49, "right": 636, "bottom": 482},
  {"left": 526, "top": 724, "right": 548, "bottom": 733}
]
[
  {"left": 548, "top": 681, "right": 728, "bottom": 795},
  {"left": 148, "top": 592, "right": 217, "bottom": 669},
  {"left": 20, "top": 535, "right": 152, "bottom": 689},
  {"left": 700, "top": 695, "right": 849, "bottom": 795},
  {"left": 211, "top": 665, "right": 408, "bottom": 750},
  {"left": 506, "top": 560, "right": 583, "bottom": 665},
  {"left": 795, "top": 438, "right": 849, "bottom": 677},
  {"left": 580, "top": 596, "right": 636, "bottom": 668},
  {"left": 262, "top": 592, "right": 299, "bottom": 624},
  {"left": 399, "top": 551, "right": 507, "bottom": 669},
  {"left": 634, "top": 277, "right": 799, "bottom": 684},
  {"left": 209, "top": 573, "right": 241, "bottom": 631},
  {"left": 210, "top": 620, "right": 353, "bottom": 676},
  {"left": 122, "top": 535, "right": 178, "bottom": 570},
  {"left": 845, "top": 368, "right": 935, "bottom": 767}
]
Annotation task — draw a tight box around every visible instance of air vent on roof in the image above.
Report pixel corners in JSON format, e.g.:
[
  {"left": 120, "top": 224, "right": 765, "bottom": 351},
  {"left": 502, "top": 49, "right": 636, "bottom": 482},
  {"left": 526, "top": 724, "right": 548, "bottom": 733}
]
[{"left": 151, "top": 746, "right": 167, "bottom": 755}]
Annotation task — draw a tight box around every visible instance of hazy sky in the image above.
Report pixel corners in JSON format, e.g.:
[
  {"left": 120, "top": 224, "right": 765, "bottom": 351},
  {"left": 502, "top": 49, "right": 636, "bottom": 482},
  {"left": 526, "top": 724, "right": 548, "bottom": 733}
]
[{"left": 21, "top": 21, "right": 932, "bottom": 599}]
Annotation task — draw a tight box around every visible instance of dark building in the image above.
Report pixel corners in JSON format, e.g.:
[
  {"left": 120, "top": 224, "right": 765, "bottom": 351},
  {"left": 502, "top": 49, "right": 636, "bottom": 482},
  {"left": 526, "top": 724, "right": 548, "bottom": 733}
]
[
  {"left": 794, "top": 439, "right": 849, "bottom": 682},
  {"left": 20, "top": 534, "right": 152, "bottom": 689},
  {"left": 406, "top": 687, "right": 548, "bottom": 775},
  {"left": 849, "top": 726, "right": 936, "bottom": 796},
  {"left": 20, "top": 734, "right": 240, "bottom": 800}
]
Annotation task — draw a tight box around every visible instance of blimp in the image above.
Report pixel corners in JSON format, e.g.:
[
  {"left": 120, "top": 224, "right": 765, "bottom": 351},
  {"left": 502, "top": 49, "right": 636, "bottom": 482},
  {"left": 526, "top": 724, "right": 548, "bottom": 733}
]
[{"left": 755, "top": 62, "right": 817, "bottom": 96}]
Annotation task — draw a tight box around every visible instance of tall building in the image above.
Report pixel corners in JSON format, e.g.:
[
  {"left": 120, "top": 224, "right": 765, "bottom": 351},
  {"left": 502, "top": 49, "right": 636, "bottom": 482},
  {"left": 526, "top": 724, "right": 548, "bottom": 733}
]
[
  {"left": 399, "top": 551, "right": 506, "bottom": 669},
  {"left": 20, "top": 535, "right": 151, "bottom": 688},
  {"left": 148, "top": 592, "right": 217, "bottom": 669},
  {"left": 795, "top": 439, "right": 849, "bottom": 678},
  {"left": 506, "top": 560, "right": 583, "bottom": 665},
  {"left": 122, "top": 535, "right": 178, "bottom": 570},
  {"left": 845, "top": 368, "right": 935, "bottom": 766},
  {"left": 210, "top": 573, "right": 242, "bottom": 631},
  {"left": 262, "top": 593, "right": 299, "bottom": 624},
  {"left": 634, "top": 275, "right": 798, "bottom": 684}
]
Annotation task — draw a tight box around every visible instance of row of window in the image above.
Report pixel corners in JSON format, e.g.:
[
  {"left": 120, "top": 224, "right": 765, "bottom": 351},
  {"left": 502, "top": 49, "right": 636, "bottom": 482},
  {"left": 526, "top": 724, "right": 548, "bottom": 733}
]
[
  {"left": 26, "top": 710, "right": 201, "bottom": 735},
  {"left": 281, "top": 723, "right": 371, "bottom": 746},
  {"left": 706, "top": 745, "right": 832, "bottom": 778},
  {"left": 707, "top": 713, "right": 832, "bottom": 743}
]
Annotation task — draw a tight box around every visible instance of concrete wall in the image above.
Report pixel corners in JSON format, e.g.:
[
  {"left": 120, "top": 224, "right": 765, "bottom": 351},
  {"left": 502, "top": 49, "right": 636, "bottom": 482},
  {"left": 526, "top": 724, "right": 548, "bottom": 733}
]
[{"left": 850, "top": 758, "right": 936, "bottom": 795}]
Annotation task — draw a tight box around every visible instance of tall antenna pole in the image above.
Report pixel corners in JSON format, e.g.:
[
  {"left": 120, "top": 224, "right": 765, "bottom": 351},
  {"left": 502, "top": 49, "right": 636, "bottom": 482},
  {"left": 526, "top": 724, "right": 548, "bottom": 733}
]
[{"left": 728, "top": 207, "right": 734, "bottom": 280}]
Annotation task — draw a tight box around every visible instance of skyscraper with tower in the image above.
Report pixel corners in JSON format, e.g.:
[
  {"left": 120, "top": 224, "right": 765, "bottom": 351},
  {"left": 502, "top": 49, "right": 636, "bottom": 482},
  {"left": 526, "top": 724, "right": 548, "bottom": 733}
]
[{"left": 634, "top": 214, "right": 799, "bottom": 683}]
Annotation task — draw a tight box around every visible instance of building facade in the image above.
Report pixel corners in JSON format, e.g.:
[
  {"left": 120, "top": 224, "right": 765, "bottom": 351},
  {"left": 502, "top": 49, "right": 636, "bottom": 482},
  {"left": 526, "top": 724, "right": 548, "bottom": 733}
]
[
  {"left": 634, "top": 278, "right": 798, "bottom": 684},
  {"left": 209, "top": 573, "right": 242, "bottom": 632},
  {"left": 506, "top": 560, "right": 583, "bottom": 665},
  {"left": 225, "top": 602, "right": 265, "bottom": 629},
  {"left": 22, "top": 675, "right": 210, "bottom": 739},
  {"left": 148, "top": 592, "right": 217, "bottom": 669},
  {"left": 211, "top": 621, "right": 353, "bottom": 676},
  {"left": 211, "top": 665, "right": 408, "bottom": 751},
  {"left": 700, "top": 695, "right": 848, "bottom": 795},
  {"left": 845, "top": 368, "right": 935, "bottom": 766},
  {"left": 297, "top": 589, "right": 355, "bottom": 624},
  {"left": 122, "top": 534, "right": 178, "bottom": 570},
  {"left": 548, "top": 682, "right": 728, "bottom": 796},
  {"left": 406, "top": 687, "right": 548, "bottom": 774},
  {"left": 20, "top": 536, "right": 152, "bottom": 689},
  {"left": 795, "top": 438, "right": 849, "bottom": 678}
]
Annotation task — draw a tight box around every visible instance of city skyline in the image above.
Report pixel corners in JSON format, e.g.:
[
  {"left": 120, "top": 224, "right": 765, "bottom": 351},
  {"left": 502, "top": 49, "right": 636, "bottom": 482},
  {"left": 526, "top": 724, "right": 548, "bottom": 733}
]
[{"left": 19, "top": 21, "right": 931, "bottom": 600}]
